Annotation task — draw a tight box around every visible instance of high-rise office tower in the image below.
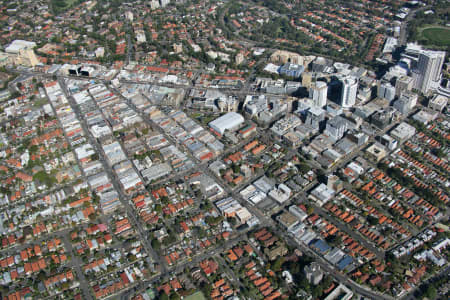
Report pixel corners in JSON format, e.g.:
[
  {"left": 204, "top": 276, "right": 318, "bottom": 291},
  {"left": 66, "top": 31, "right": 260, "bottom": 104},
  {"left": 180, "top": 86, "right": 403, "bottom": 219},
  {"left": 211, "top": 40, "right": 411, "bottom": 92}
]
[
  {"left": 312, "top": 81, "right": 328, "bottom": 107},
  {"left": 160, "top": 0, "right": 170, "bottom": 7},
  {"left": 340, "top": 77, "right": 358, "bottom": 108},
  {"left": 413, "top": 50, "right": 445, "bottom": 93},
  {"left": 378, "top": 82, "right": 396, "bottom": 101}
]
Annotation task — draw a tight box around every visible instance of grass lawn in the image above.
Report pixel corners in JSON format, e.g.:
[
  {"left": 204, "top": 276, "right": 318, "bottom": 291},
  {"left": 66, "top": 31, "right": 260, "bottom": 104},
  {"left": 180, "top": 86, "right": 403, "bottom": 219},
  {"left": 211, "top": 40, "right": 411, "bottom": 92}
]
[
  {"left": 52, "top": 0, "right": 78, "bottom": 12},
  {"left": 184, "top": 292, "right": 207, "bottom": 300},
  {"left": 420, "top": 27, "right": 450, "bottom": 47},
  {"left": 33, "top": 98, "right": 48, "bottom": 108}
]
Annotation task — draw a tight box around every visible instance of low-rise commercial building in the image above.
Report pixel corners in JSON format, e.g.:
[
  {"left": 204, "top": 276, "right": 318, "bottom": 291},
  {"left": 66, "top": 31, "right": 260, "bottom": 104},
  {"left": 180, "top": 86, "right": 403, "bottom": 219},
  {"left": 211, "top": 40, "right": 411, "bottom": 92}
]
[
  {"left": 390, "top": 122, "right": 416, "bottom": 142},
  {"left": 209, "top": 112, "right": 245, "bottom": 135},
  {"left": 309, "top": 184, "right": 335, "bottom": 206}
]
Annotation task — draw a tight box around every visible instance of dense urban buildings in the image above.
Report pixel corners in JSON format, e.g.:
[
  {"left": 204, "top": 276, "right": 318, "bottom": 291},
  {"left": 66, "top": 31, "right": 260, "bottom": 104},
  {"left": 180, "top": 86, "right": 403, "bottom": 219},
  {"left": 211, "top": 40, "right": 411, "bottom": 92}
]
[
  {"left": 0, "top": 40, "right": 39, "bottom": 67},
  {"left": 0, "top": 0, "right": 448, "bottom": 300}
]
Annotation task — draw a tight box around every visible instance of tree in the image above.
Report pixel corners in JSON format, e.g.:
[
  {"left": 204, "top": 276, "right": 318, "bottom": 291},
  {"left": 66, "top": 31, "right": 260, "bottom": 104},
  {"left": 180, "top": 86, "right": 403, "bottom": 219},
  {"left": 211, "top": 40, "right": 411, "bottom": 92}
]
[
  {"left": 33, "top": 171, "right": 56, "bottom": 187},
  {"left": 37, "top": 271, "right": 46, "bottom": 281},
  {"left": 127, "top": 254, "right": 137, "bottom": 262},
  {"left": 151, "top": 238, "right": 161, "bottom": 251},
  {"left": 272, "top": 256, "right": 285, "bottom": 271},
  {"left": 316, "top": 169, "right": 326, "bottom": 183},
  {"left": 159, "top": 292, "right": 169, "bottom": 300},
  {"left": 169, "top": 293, "right": 181, "bottom": 300},
  {"left": 312, "top": 284, "right": 323, "bottom": 298},
  {"left": 163, "top": 233, "right": 176, "bottom": 246},
  {"left": 200, "top": 282, "right": 212, "bottom": 296},
  {"left": 206, "top": 215, "right": 223, "bottom": 226},
  {"left": 92, "top": 191, "right": 100, "bottom": 203},
  {"left": 423, "top": 284, "right": 437, "bottom": 299},
  {"left": 194, "top": 226, "right": 206, "bottom": 239},
  {"left": 160, "top": 196, "right": 169, "bottom": 204},
  {"left": 29, "top": 145, "right": 38, "bottom": 154},
  {"left": 325, "top": 234, "right": 342, "bottom": 247},
  {"left": 431, "top": 147, "right": 445, "bottom": 158},
  {"left": 61, "top": 282, "right": 70, "bottom": 290},
  {"left": 367, "top": 215, "right": 378, "bottom": 226},
  {"left": 227, "top": 217, "right": 237, "bottom": 226}
]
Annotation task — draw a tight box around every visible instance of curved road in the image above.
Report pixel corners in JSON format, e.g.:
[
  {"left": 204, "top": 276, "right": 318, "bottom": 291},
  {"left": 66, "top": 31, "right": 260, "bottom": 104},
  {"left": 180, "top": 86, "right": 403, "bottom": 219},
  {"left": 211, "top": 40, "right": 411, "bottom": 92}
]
[{"left": 399, "top": 4, "right": 432, "bottom": 46}]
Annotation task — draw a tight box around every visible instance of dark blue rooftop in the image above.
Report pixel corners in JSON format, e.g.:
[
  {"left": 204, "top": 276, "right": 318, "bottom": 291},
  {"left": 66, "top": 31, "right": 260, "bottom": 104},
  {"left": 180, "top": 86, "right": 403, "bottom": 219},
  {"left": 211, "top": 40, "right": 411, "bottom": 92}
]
[
  {"left": 310, "top": 239, "right": 331, "bottom": 254},
  {"left": 337, "top": 255, "right": 353, "bottom": 270}
]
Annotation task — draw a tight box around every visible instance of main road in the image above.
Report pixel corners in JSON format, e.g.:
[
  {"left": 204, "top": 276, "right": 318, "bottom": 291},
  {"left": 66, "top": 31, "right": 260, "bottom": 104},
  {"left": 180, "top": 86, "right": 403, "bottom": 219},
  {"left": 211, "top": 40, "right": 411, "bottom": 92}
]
[
  {"left": 398, "top": 4, "right": 432, "bottom": 46},
  {"left": 108, "top": 77, "right": 395, "bottom": 299},
  {"left": 58, "top": 78, "right": 165, "bottom": 276},
  {"left": 11, "top": 68, "right": 400, "bottom": 300}
]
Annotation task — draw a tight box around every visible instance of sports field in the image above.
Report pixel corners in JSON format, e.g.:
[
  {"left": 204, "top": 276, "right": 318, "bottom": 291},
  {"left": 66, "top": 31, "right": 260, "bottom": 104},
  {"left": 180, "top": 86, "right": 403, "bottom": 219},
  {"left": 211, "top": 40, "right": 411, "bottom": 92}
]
[
  {"left": 420, "top": 27, "right": 450, "bottom": 47},
  {"left": 184, "top": 292, "right": 207, "bottom": 300},
  {"left": 51, "top": 0, "right": 78, "bottom": 12}
]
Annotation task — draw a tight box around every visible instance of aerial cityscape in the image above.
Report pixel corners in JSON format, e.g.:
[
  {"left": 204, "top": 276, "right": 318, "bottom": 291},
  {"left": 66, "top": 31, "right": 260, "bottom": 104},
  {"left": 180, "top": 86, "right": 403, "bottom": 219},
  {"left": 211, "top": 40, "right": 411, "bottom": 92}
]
[{"left": 0, "top": 0, "right": 448, "bottom": 299}]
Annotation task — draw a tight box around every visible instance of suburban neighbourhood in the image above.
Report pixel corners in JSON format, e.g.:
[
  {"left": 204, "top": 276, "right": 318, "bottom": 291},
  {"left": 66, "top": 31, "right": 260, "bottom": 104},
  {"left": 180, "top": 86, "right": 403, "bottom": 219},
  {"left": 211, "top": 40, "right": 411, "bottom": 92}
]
[{"left": 0, "top": 0, "right": 448, "bottom": 299}]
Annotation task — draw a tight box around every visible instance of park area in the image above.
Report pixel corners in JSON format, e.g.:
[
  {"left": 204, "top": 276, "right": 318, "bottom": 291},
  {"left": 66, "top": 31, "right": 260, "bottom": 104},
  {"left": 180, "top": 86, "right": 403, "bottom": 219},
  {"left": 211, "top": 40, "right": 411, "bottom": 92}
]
[
  {"left": 420, "top": 26, "right": 450, "bottom": 47},
  {"left": 51, "top": 0, "right": 79, "bottom": 13},
  {"left": 184, "top": 292, "right": 206, "bottom": 300}
]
